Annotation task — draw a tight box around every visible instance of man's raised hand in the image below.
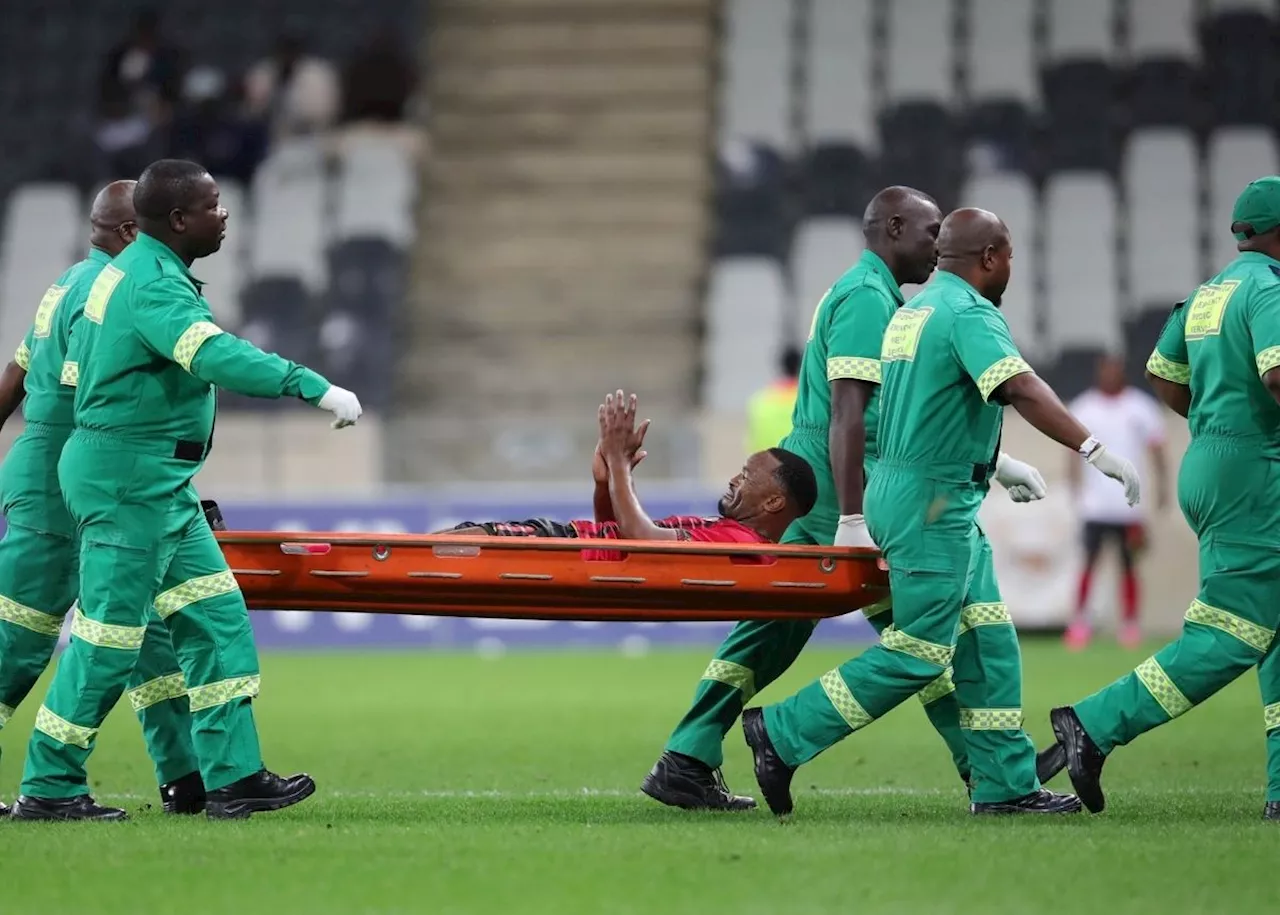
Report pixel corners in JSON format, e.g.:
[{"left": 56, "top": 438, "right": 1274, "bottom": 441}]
[{"left": 597, "top": 390, "right": 650, "bottom": 471}]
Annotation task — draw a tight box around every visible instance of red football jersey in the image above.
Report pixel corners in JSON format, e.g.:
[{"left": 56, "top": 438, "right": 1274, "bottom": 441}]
[{"left": 571, "top": 515, "right": 769, "bottom": 561}]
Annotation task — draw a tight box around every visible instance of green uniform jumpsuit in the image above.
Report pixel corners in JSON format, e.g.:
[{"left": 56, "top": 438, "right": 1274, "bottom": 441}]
[
  {"left": 759, "top": 271, "right": 1041, "bottom": 804},
  {"left": 21, "top": 232, "right": 333, "bottom": 798},
  {"left": 0, "top": 247, "right": 198, "bottom": 788},
  {"left": 1073, "top": 252, "right": 1280, "bottom": 801},
  {"left": 665, "top": 250, "right": 971, "bottom": 779}
]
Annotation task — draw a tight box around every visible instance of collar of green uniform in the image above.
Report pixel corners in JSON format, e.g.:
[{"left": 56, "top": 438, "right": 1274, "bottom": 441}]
[
  {"left": 87, "top": 246, "right": 113, "bottom": 265},
  {"left": 1236, "top": 251, "right": 1280, "bottom": 269},
  {"left": 858, "top": 249, "right": 905, "bottom": 304},
  {"left": 932, "top": 269, "right": 990, "bottom": 304},
  {"left": 133, "top": 231, "right": 204, "bottom": 289}
]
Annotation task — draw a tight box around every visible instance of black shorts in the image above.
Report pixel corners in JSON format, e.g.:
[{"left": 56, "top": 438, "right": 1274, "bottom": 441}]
[{"left": 1081, "top": 521, "right": 1141, "bottom": 570}]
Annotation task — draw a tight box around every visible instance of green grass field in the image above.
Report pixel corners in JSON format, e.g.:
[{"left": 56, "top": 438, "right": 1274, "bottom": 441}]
[{"left": 1, "top": 637, "right": 1276, "bottom": 914}]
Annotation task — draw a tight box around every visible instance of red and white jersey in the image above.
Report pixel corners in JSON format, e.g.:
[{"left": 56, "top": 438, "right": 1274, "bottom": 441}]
[
  {"left": 572, "top": 515, "right": 769, "bottom": 562},
  {"left": 1069, "top": 387, "right": 1165, "bottom": 524}
]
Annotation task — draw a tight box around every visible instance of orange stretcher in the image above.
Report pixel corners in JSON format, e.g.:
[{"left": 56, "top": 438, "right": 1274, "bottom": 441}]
[{"left": 216, "top": 532, "right": 889, "bottom": 623}]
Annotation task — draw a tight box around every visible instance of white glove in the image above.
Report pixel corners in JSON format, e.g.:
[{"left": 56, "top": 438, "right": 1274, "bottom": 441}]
[
  {"left": 834, "top": 514, "right": 878, "bottom": 549},
  {"left": 1086, "top": 444, "right": 1141, "bottom": 506},
  {"left": 993, "top": 451, "right": 1047, "bottom": 503},
  {"left": 318, "top": 384, "right": 362, "bottom": 429}
]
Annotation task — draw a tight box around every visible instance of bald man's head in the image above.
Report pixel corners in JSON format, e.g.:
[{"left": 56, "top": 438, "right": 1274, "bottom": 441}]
[
  {"left": 937, "top": 208, "right": 1013, "bottom": 306},
  {"left": 88, "top": 180, "right": 138, "bottom": 257},
  {"left": 861, "top": 186, "right": 941, "bottom": 286}
]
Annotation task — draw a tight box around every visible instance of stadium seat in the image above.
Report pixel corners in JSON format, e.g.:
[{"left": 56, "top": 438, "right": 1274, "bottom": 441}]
[
  {"left": 967, "top": 0, "right": 1037, "bottom": 106},
  {"left": 789, "top": 217, "right": 863, "bottom": 345},
  {"left": 1205, "top": 0, "right": 1275, "bottom": 11},
  {"left": 713, "top": 140, "right": 790, "bottom": 259},
  {"left": 249, "top": 157, "right": 328, "bottom": 294},
  {"left": 1046, "top": 0, "right": 1117, "bottom": 62},
  {"left": 334, "top": 138, "right": 417, "bottom": 248},
  {"left": 805, "top": 0, "right": 875, "bottom": 150},
  {"left": 1128, "top": 0, "right": 1198, "bottom": 59},
  {"left": 885, "top": 0, "right": 954, "bottom": 106},
  {"left": 719, "top": 0, "right": 793, "bottom": 147},
  {"left": 798, "top": 143, "right": 874, "bottom": 219},
  {"left": 878, "top": 102, "right": 961, "bottom": 213},
  {"left": 702, "top": 258, "right": 786, "bottom": 412},
  {"left": 327, "top": 238, "right": 406, "bottom": 324},
  {"left": 1199, "top": 11, "right": 1278, "bottom": 127},
  {"left": 201, "top": 177, "right": 248, "bottom": 329},
  {"left": 1207, "top": 128, "right": 1279, "bottom": 270},
  {"left": 1125, "top": 304, "right": 1178, "bottom": 386},
  {"left": 1122, "top": 130, "right": 1199, "bottom": 314},
  {"left": 0, "top": 183, "right": 82, "bottom": 357},
  {"left": 965, "top": 101, "right": 1034, "bottom": 177},
  {"left": 960, "top": 172, "right": 1039, "bottom": 358},
  {"left": 1044, "top": 173, "right": 1121, "bottom": 356},
  {"left": 1042, "top": 61, "right": 1118, "bottom": 173},
  {"left": 226, "top": 277, "right": 319, "bottom": 411},
  {"left": 1128, "top": 58, "right": 1200, "bottom": 129}
]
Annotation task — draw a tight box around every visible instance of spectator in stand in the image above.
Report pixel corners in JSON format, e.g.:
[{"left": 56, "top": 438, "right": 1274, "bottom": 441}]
[
  {"left": 1064, "top": 354, "right": 1169, "bottom": 650},
  {"left": 244, "top": 33, "right": 341, "bottom": 141},
  {"left": 168, "top": 67, "right": 268, "bottom": 184},
  {"left": 91, "top": 81, "right": 165, "bottom": 183},
  {"left": 341, "top": 29, "right": 417, "bottom": 125},
  {"left": 101, "top": 7, "right": 185, "bottom": 111},
  {"left": 746, "top": 346, "right": 801, "bottom": 455}
]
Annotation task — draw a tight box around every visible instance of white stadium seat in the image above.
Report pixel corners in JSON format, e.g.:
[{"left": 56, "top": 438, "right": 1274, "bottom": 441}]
[
  {"left": 334, "top": 137, "right": 417, "bottom": 247},
  {"left": 703, "top": 257, "right": 786, "bottom": 411},
  {"left": 199, "top": 177, "right": 248, "bottom": 328},
  {"left": 886, "top": 0, "right": 954, "bottom": 105},
  {"left": 1044, "top": 173, "right": 1121, "bottom": 351},
  {"left": 805, "top": 0, "right": 875, "bottom": 148},
  {"left": 250, "top": 156, "right": 328, "bottom": 292},
  {"left": 0, "top": 183, "right": 82, "bottom": 360},
  {"left": 1047, "top": 0, "right": 1115, "bottom": 62},
  {"left": 1128, "top": 0, "right": 1197, "bottom": 60},
  {"left": 1123, "top": 129, "right": 1199, "bottom": 309},
  {"left": 961, "top": 172, "right": 1040, "bottom": 357},
  {"left": 1208, "top": 128, "right": 1280, "bottom": 271},
  {"left": 719, "top": 0, "right": 793, "bottom": 146},
  {"left": 790, "top": 217, "right": 863, "bottom": 344},
  {"left": 968, "top": 0, "right": 1037, "bottom": 104}
]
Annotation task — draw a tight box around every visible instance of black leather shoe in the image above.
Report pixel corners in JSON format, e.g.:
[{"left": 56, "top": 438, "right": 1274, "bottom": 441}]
[
  {"left": 205, "top": 769, "right": 315, "bottom": 820},
  {"left": 1264, "top": 801, "right": 1280, "bottom": 821},
  {"left": 1036, "top": 742, "right": 1066, "bottom": 784},
  {"left": 741, "top": 707, "right": 796, "bottom": 817},
  {"left": 640, "top": 751, "right": 756, "bottom": 811},
  {"left": 971, "top": 788, "right": 1082, "bottom": 815},
  {"left": 1050, "top": 706, "right": 1108, "bottom": 813},
  {"left": 11, "top": 794, "right": 128, "bottom": 821},
  {"left": 161, "top": 771, "right": 206, "bottom": 815}
]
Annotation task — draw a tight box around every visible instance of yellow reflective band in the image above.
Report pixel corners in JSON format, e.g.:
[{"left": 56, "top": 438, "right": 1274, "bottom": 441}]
[
  {"left": 70, "top": 607, "right": 146, "bottom": 650},
  {"left": 0, "top": 701, "right": 13, "bottom": 728},
  {"left": 1136, "top": 657, "right": 1192, "bottom": 719},
  {"left": 127, "top": 673, "right": 188, "bottom": 712},
  {"left": 154, "top": 570, "right": 240, "bottom": 620},
  {"left": 827, "top": 356, "right": 881, "bottom": 384},
  {"left": 33, "top": 284, "right": 68, "bottom": 339},
  {"left": 820, "top": 669, "right": 873, "bottom": 731},
  {"left": 882, "top": 626, "right": 954, "bottom": 667},
  {"left": 1259, "top": 347, "right": 1280, "bottom": 378},
  {"left": 0, "top": 595, "right": 64, "bottom": 637},
  {"left": 917, "top": 669, "right": 956, "bottom": 705},
  {"left": 14, "top": 341, "right": 30, "bottom": 371},
  {"left": 959, "top": 708, "right": 1024, "bottom": 730},
  {"left": 862, "top": 597, "right": 892, "bottom": 618},
  {"left": 187, "top": 675, "right": 260, "bottom": 712},
  {"left": 702, "top": 659, "right": 755, "bottom": 700},
  {"left": 35, "top": 705, "right": 97, "bottom": 749},
  {"left": 1185, "top": 599, "right": 1274, "bottom": 653},
  {"left": 173, "top": 321, "right": 223, "bottom": 372},
  {"left": 1147, "top": 350, "right": 1191, "bottom": 385},
  {"left": 83, "top": 265, "right": 124, "bottom": 324},
  {"left": 60, "top": 360, "right": 78, "bottom": 387},
  {"left": 1266, "top": 703, "right": 1280, "bottom": 732},
  {"left": 959, "top": 602, "right": 1012, "bottom": 634},
  {"left": 976, "top": 357, "right": 1033, "bottom": 402}
]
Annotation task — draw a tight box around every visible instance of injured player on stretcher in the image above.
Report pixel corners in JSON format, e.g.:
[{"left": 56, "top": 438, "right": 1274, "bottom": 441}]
[{"left": 437, "top": 391, "right": 819, "bottom": 559}]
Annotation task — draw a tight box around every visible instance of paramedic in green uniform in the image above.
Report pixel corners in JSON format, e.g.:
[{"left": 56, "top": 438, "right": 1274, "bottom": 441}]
[
  {"left": 14, "top": 159, "right": 363, "bottom": 822},
  {"left": 0, "top": 182, "right": 207, "bottom": 820},
  {"left": 1042, "top": 177, "right": 1280, "bottom": 819},
  {"left": 742, "top": 208, "right": 1141, "bottom": 816},
  {"left": 644, "top": 187, "right": 1049, "bottom": 810}
]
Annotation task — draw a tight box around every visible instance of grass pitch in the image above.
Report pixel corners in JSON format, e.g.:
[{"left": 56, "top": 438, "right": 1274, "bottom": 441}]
[{"left": 1, "top": 637, "right": 1276, "bottom": 914}]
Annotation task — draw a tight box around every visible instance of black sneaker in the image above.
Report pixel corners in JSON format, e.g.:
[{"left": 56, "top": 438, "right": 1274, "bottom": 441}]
[
  {"left": 161, "top": 771, "right": 206, "bottom": 815},
  {"left": 1264, "top": 801, "right": 1280, "bottom": 821},
  {"left": 741, "top": 707, "right": 796, "bottom": 817},
  {"left": 11, "top": 794, "right": 128, "bottom": 821},
  {"left": 640, "top": 751, "right": 756, "bottom": 811},
  {"left": 1036, "top": 742, "right": 1067, "bottom": 784},
  {"left": 1050, "top": 706, "right": 1108, "bottom": 813},
  {"left": 971, "top": 788, "right": 1082, "bottom": 815},
  {"left": 205, "top": 769, "right": 315, "bottom": 820}
]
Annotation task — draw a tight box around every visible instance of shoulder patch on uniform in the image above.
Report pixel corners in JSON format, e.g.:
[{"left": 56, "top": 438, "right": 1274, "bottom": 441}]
[{"left": 83, "top": 264, "right": 125, "bottom": 325}]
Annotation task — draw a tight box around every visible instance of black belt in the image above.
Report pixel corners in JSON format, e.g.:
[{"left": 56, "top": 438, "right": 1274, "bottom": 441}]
[
  {"left": 173, "top": 439, "right": 210, "bottom": 462},
  {"left": 972, "top": 462, "right": 994, "bottom": 483}
]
